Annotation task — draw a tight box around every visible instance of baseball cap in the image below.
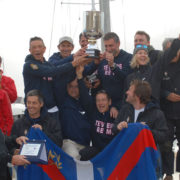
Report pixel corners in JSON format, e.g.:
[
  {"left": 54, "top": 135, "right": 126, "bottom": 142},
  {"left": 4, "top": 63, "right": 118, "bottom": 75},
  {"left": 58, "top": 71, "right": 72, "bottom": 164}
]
[{"left": 58, "top": 36, "right": 74, "bottom": 46}]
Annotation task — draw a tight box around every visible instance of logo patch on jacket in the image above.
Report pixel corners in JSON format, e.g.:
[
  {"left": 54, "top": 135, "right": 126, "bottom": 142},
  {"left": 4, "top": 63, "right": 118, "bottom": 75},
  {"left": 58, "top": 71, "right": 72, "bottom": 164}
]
[{"left": 30, "top": 64, "right": 38, "bottom": 70}]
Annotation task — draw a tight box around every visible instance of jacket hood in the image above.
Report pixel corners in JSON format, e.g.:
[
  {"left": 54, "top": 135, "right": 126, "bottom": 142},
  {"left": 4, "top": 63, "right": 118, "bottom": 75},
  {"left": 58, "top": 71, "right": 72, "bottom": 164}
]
[
  {"left": 147, "top": 45, "right": 155, "bottom": 53},
  {"left": 145, "top": 101, "right": 158, "bottom": 111},
  {"left": 167, "top": 38, "right": 180, "bottom": 61},
  {"left": 50, "top": 52, "right": 62, "bottom": 59},
  {"left": 25, "top": 54, "right": 46, "bottom": 63}
]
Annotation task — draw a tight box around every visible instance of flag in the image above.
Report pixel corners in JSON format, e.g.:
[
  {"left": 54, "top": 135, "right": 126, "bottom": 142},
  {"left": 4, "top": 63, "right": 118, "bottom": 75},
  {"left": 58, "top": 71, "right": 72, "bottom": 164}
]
[{"left": 17, "top": 123, "right": 158, "bottom": 180}]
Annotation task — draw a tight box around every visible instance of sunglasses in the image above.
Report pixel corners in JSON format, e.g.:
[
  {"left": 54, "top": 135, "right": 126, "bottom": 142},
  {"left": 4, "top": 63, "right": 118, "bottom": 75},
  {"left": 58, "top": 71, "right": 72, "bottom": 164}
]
[{"left": 136, "top": 45, "right": 148, "bottom": 49}]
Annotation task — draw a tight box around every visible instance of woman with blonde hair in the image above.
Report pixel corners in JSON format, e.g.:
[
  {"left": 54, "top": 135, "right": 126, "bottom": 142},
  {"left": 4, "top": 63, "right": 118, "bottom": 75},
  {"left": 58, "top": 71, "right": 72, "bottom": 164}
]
[{"left": 124, "top": 45, "right": 153, "bottom": 95}]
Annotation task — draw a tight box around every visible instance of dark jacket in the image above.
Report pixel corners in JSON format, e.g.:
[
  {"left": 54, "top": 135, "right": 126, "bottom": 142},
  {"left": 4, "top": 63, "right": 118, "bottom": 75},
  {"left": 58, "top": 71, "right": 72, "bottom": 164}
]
[
  {"left": 125, "top": 64, "right": 152, "bottom": 91},
  {"left": 148, "top": 45, "right": 162, "bottom": 66},
  {"left": 160, "top": 60, "right": 180, "bottom": 119},
  {"left": 112, "top": 102, "right": 168, "bottom": 144},
  {"left": 0, "top": 130, "right": 17, "bottom": 180},
  {"left": 159, "top": 39, "right": 180, "bottom": 119},
  {"left": 11, "top": 107, "right": 63, "bottom": 147},
  {"left": 124, "top": 64, "right": 159, "bottom": 103},
  {"left": 78, "top": 79, "right": 116, "bottom": 150},
  {"left": 23, "top": 54, "right": 73, "bottom": 109},
  {"left": 60, "top": 95, "right": 91, "bottom": 146},
  {"left": 97, "top": 49, "right": 132, "bottom": 109},
  {"left": 48, "top": 52, "right": 98, "bottom": 109},
  {"left": 91, "top": 110, "right": 115, "bottom": 151}
]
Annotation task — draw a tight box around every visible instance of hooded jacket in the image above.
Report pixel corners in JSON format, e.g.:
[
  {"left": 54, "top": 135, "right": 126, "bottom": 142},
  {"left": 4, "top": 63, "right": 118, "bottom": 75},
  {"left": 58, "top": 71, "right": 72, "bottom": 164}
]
[
  {"left": 148, "top": 45, "right": 162, "bottom": 66},
  {"left": 11, "top": 106, "right": 63, "bottom": 147},
  {"left": 160, "top": 39, "right": 180, "bottom": 119},
  {"left": 60, "top": 95, "right": 91, "bottom": 146},
  {"left": 97, "top": 49, "right": 132, "bottom": 109},
  {"left": 77, "top": 79, "right": 116, "bottom": 151},
  {"left": 48, "top": 52, "right": 98, "bottom": 109},
  {"left": 112, "top": 102, "right": 168, "bottom": 144},
  {"left": 0, "top": 89, "right": 13, "bottom": 135},
  {"left": 23, "top": 54, "right": 74, "bottom": 109}
]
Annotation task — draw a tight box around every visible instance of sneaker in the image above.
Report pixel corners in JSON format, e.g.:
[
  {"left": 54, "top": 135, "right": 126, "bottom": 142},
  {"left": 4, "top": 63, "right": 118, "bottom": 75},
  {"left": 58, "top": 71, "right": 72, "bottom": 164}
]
[{"left": 163, "top": 175, "right": 173, "bottom": 180}]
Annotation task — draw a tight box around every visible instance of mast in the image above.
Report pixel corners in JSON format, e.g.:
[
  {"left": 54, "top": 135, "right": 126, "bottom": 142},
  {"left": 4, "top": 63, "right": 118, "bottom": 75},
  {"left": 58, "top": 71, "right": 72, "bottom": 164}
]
[{"left": 99, "top": 0, "right": 111, "bottom": 51}]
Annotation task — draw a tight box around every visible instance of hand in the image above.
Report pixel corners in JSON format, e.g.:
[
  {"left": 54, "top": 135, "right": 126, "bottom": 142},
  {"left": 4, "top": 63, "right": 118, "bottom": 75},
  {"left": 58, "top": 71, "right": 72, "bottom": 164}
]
[
  {"left": 167, "top": 92, "right": 180, "bottom": 102},
  {"left": 72, "top": 54, "right": 89, "bottom": 67},
  {"left": 32, "top": 124, "right": 42, "bottom": 130},
  {"left": 117, "top": 121, "right": 128, "bottom": 131},
  {"left": 16, "top": 136, "right": 28, "bottom": 145},
  {"left": 104, "top": 52, "right": 114, "bottom": 67},
  {"left": 12, "top": 155, "right": 30, "bottom": 166},
  {"left": 92, "top": 79, "right": 100, "bottom": 89},
  {"left": 76, "top": 65, "right": 84, "bottom": 79},
  {"left": 140, "top": 122, "right": 146, "bottom": 125},
  {"left": 74, "top": 47, "right": 86, "bottom": 57},
  {"left": 110, "top": 107, "right": 119, "bottom": 119}
]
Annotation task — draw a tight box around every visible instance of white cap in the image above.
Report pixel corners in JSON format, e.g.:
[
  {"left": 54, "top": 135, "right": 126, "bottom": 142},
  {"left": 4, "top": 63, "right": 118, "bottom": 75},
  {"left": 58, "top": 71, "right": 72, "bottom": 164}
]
[{"left": 58, "top": 36, "right": 74, "bottom": 46}]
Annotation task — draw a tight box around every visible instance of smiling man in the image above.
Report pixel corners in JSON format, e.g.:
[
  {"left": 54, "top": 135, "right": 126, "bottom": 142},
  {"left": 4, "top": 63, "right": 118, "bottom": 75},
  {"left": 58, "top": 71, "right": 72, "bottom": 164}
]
[
  {"left": 11, "top": 89, "right": 63, "bottom": 147},
  {"left": 97, "top": 32, "right": 132, "bottom": 110},
  {"left": 23, "top": 36, "right": 88, "bottom": 121}
]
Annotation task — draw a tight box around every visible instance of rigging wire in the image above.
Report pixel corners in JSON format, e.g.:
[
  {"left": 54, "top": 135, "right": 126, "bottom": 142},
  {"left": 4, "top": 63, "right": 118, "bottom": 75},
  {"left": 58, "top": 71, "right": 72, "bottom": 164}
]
[
  {"left": 48, "top": 0, "right": 57, "bottom": 57},
  {"left": 121, "top": 0, "right": 126, "bottom": 50}
]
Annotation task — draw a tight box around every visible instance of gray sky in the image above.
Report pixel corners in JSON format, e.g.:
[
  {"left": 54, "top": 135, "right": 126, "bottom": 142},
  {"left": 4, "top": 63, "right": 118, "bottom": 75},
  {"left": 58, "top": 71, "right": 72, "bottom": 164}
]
[{"left": 0, "top": 0, "right": 180, "bottom": 97}]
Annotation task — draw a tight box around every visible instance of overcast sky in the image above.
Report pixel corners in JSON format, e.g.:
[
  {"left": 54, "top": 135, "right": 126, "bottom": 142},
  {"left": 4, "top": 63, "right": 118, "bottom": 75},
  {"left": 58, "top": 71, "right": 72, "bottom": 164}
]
[{"left": 0, "top": 0, "right": 179, "bottom": 97}]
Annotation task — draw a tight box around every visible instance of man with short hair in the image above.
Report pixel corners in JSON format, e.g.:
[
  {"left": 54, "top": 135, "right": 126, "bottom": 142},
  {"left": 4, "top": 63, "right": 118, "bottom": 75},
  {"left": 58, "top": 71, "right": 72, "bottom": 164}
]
[
  {"left": 112, "top": 80, "right": 167, "bottom": 179},
  {"left": 134, "top": 31, "right": 162, "bottom": 65},
  {"left": 112, "top": 80, "right": 167, "bottom": 145},
  {"left": 11, "top": 89, "right": 63, "bottom": 147},
  {"left": 98, "top": 32, "right": 132, "bottom": 110},
  {"left": 23, "top": 36, "right": 86, "bottom": 120}
]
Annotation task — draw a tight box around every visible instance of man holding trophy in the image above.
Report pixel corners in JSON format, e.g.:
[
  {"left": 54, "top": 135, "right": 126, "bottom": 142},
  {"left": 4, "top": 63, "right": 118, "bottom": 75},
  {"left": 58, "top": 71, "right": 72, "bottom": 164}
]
[{"left": 83, "top": 10, "right": 132, "bottom": 112}]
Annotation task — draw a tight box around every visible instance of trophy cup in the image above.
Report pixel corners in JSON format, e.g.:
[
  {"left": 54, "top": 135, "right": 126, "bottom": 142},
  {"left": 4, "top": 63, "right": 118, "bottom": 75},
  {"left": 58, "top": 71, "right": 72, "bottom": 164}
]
[{"left": 83, "top": 11, "right": 104, "bottom": 59}]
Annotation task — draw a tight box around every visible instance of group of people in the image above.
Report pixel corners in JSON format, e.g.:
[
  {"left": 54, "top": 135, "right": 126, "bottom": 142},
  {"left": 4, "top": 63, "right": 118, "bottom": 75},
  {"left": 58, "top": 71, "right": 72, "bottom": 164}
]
[{"left": 0, "top": 30, "right": 180, "bottom": 180}]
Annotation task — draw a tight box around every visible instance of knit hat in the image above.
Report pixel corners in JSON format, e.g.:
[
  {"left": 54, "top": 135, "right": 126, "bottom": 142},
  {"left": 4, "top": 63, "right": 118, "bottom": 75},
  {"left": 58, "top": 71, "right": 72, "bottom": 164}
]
[
  {"left": 134, "top": 44, "right": 148, "bottom": 54},
  {"left": 167, "top": 38, "right": 180, "bottom": 60},
  {"left": 58, "top": 36, "right": 74, "bottom": 46}
]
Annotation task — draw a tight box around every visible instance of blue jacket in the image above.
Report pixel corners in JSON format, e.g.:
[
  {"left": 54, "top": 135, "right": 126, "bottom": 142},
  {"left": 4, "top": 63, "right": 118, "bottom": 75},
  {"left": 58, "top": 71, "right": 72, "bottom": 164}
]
[
  {"left": 23, "top": 54, "right": 74, "bottom": 109},
  {"left": 48, "top": 52, "right": 98, "bottom": 108},
  {"left": 60, "top": 95, "right": 91, "bottom": 146},
  {"left": 78, "top": 79, "right": 116, "bottom": 151},
  {"left": 97, "top": 49, "right": 132, "bottom": 109}
]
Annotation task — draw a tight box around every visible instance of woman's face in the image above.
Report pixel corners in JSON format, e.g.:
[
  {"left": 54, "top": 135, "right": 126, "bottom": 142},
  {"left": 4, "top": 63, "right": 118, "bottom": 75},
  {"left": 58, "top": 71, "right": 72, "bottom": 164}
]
[{"left": 136, "top": 50, "right": 149, "bottom": 66}]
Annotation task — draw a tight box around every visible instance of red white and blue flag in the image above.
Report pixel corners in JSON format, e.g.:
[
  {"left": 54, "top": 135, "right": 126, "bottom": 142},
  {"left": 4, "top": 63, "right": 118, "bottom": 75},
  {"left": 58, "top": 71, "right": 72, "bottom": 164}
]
[{"left": 17, "top": 123, "right": 158, "bottom": 180}]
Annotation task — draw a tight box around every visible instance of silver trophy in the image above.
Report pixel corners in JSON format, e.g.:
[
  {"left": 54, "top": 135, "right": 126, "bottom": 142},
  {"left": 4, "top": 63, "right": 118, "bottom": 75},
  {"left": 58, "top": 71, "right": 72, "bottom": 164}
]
[{"left": 83, "top": 11, "right": 104, "bottom": 59}]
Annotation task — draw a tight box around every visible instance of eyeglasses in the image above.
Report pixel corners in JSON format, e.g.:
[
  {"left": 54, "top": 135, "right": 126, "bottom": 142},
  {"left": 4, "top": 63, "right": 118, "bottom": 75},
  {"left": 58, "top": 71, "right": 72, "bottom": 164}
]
[{"left": 136, "top": 45, "right": 148, "bottom": 49}]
